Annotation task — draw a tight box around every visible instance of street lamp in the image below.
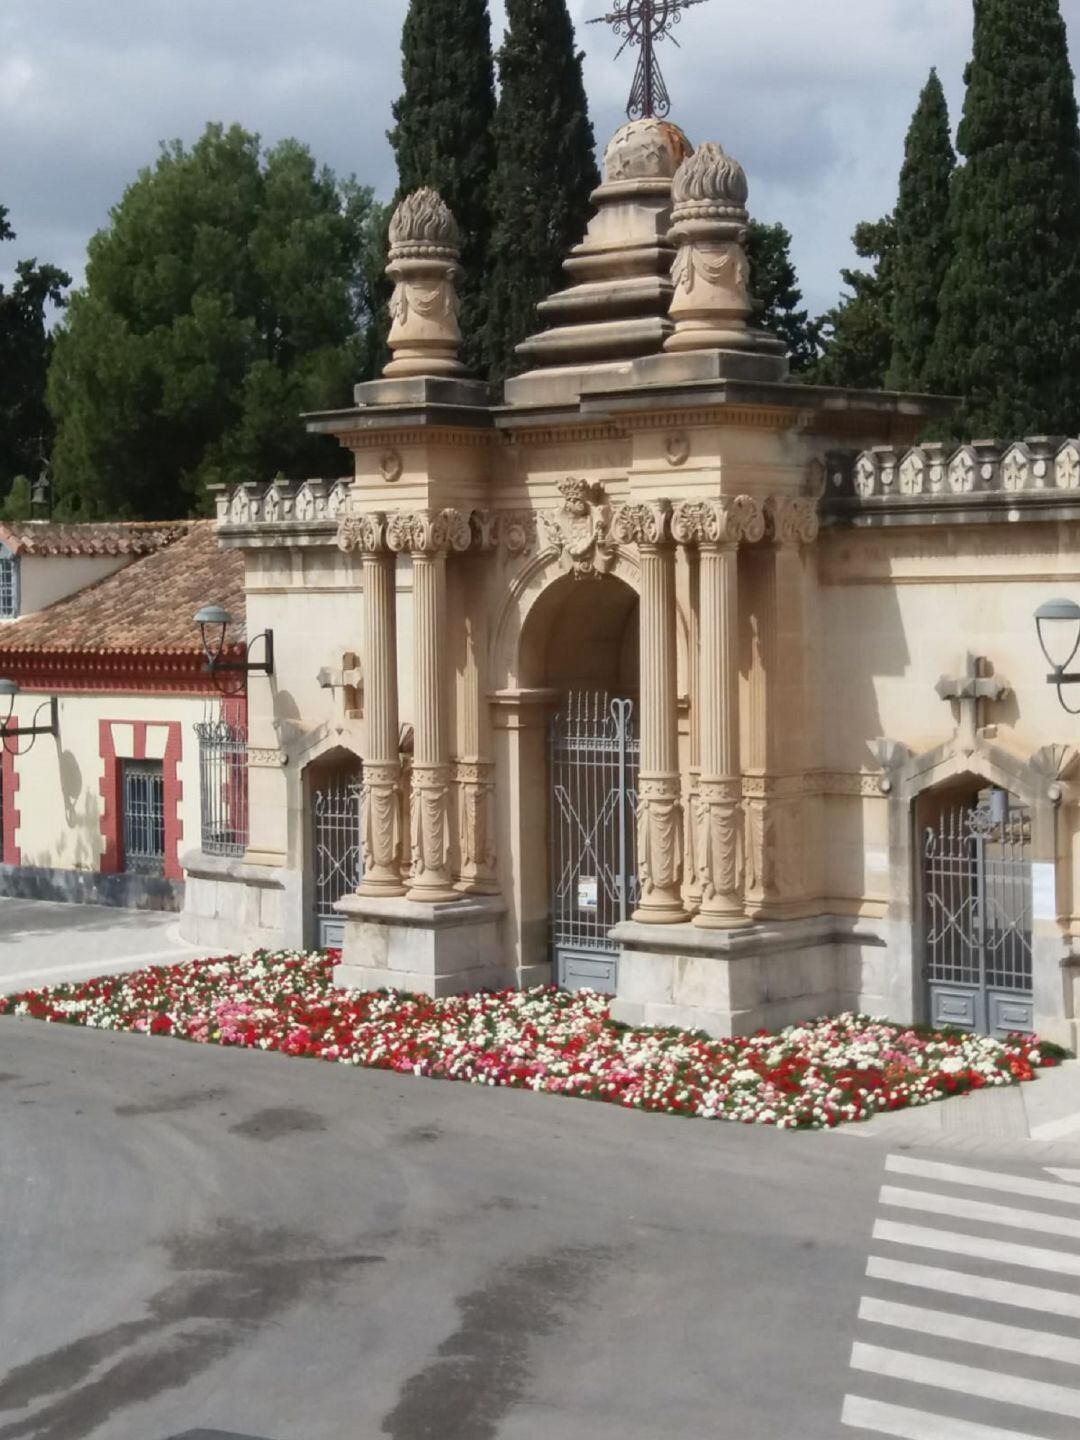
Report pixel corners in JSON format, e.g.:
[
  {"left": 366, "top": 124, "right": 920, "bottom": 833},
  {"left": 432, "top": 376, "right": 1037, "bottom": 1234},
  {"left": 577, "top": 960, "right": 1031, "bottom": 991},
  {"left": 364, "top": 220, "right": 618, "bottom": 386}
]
[
  {"left": 0, "top": 678, "right": 59, "bottom": 755},
  {"left": 1035, "top": 598, "right": 1080, "bottom": 714},
  {"left": 193, "top": 606, "right": 274, "bottom": 678}
]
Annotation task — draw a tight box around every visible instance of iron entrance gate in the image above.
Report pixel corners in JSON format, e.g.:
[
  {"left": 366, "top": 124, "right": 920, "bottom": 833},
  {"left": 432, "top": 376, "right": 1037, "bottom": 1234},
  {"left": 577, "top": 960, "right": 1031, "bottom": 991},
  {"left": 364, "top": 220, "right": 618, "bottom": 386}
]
[
  {"left": 923, "top": 790, "right": 1034, "bottom": 1037},
  {"left": 312, "top": 768, "right": 363, "bottom": 948},
  {"left": 550, "top": 692, "right": 639, "bottom": 993}
]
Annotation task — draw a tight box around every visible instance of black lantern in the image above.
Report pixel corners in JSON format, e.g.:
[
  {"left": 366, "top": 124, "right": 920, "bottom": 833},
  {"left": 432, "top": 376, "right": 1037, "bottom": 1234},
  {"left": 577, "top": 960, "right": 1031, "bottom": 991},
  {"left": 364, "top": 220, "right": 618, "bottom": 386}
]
[
  {"left": 193, "top": 606, "right": 274, "bottom": 677},
  {"left": 0, "top": 678, "right": 59, "bottom": 754},
  {"left": 1035, "top": 598, "right": 1080, "bottom": 714}
]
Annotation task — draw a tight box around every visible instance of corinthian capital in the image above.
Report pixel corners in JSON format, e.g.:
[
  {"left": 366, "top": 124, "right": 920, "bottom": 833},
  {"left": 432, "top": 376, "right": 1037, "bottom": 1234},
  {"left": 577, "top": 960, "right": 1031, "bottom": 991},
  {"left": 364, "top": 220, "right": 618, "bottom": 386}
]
[
  {"left": 764, "top": 496, "right": 820, "bottom": 547},
  {"left": 671, "top": 495, "right": 765, "bottom": 548},
  {"left": 338, "top": 512, "right": 389, "bottom": 555},
  {"left": 386, "top": 508, "right": 472, "bottom": 556},
  {"left": 611, "top": 500, "right": 672, "bottom": 547}
]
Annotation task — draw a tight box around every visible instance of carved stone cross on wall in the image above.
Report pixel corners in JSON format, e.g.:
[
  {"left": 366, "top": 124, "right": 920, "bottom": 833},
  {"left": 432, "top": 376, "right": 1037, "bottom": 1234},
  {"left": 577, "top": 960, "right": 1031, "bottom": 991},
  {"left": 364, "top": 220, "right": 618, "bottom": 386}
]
[
  {"left": 317, "top": 651, "right": 363, "bottom": 724},
  {"left": 935, "top": 654, "right": 1010, "bottom": 755}
]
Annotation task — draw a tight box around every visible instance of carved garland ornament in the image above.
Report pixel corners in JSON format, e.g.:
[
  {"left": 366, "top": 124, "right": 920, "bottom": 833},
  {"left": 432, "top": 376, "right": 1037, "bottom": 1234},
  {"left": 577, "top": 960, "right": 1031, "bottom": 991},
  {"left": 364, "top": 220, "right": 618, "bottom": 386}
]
[{"left": 670, "top": 495, "right": 765, "bottom": 546}]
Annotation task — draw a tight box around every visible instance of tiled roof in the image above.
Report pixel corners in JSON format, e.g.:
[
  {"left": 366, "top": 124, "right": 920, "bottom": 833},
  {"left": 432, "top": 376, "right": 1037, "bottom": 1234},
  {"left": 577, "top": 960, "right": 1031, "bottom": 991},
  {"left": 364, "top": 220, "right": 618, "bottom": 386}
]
[
  {"left": 0, "top": 522, "right": 245, "bottom": 656},
  {"left": 0, "top": 520, "right": 187, "bottom": 557}
]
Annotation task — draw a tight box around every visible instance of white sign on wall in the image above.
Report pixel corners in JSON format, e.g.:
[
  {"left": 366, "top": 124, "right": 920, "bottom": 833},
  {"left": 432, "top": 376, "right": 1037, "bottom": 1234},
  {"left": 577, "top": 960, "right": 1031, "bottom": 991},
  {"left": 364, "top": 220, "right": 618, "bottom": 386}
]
[
  {"left": 1031, "top": 863, "right": 1057, "bottom": 922},
  {"left": 577, "top": 875, "right": 598, "bottom": 912}
]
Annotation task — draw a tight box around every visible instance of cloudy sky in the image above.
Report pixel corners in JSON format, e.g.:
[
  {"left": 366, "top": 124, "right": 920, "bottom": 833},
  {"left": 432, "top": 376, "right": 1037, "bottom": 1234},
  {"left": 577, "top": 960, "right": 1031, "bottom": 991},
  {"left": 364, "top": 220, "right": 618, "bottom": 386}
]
[{"left": 2, "top": 1, "right": 1077, "bottom": 317}]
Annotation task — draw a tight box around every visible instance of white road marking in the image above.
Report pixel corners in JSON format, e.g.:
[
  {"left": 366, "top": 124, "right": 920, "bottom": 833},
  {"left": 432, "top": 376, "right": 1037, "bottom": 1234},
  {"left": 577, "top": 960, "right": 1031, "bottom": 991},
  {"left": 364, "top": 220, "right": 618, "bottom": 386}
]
[
  {"left": 859, "top": 1294, "right": 1080, "bottom": 1365},
  {"left": 1046, "top": 1168, "right": 1080, "bottom": 1185},
  {"left": 873, "top": 1218, "right": 1080, "bottom": 1278},
  {"left": 1030, "top": 1112, "right": 1080, "bottom": 1141},
  {"left": 880, "top": 1184, "right": 1080, "bottom": 1241},
  {"left": 850, "top": 1342, "right": 1080, "bottom": 1419},
  {"left": 841, "top": 1394, "right": 1048, "bottom": 1439},
  {"left": 866, "top": 1255, "right": 1080, "bottom": 1321},
  {"left": 886, "top": 1154, "right": 1080, "bottom": 1207}
]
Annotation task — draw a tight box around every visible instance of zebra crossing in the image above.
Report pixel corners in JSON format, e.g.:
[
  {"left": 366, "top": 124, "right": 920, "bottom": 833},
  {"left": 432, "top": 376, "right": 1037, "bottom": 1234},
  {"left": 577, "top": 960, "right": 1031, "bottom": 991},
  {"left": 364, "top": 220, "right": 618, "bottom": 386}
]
[{"left": 842, "top": 1154, "right": 1080, "bottom": 1438}]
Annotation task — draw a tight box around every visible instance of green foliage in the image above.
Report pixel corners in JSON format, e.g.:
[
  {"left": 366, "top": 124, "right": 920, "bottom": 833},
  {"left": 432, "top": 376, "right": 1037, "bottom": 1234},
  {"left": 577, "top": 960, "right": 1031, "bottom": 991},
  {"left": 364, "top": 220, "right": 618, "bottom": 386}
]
[
  {"left": 389, "top": 0, "right": 496, "bottom": 373},
  {"left": 811, "top": 216, "right": 897, "bottom": 389},
  {"left": 0, "top": 206, "right": 70, "bottom": 504},
  {"left": 485, "top": 0, "right": 599, "bottom": 381},
  {"left": 887, "top": 70, "right": 955, "bottom": 391},
  {"left": 0, "top": 475, "right": 33, "bottom": 521},
  {"left": 931, "top": 0, "right": 1080, "bottom": 434},
  {"left": 47, "top": 124, "right": 381, "bottom": 521},
  {"left": 745, "top": 220, "right": 819, "bottom": 374}
]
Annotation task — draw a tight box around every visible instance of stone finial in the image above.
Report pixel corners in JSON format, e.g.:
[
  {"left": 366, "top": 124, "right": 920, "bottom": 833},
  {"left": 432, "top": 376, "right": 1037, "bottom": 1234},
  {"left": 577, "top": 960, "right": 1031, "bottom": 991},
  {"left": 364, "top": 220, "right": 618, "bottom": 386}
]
[
  {"left": 602, "top": 118, "right": 693, "bottom": 183},
  {"left": 384, "top": 188, "right": 466, "bottom": 379},
  {"left": 664, "top": 141, "right": 762, "bottom": 355}
]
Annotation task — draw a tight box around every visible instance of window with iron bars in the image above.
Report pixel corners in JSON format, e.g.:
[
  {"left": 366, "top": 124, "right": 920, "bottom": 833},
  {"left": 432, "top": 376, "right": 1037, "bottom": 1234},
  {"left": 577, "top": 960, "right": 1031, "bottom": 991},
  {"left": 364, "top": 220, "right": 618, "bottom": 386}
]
[
  {"left": 0, "top": 548, "right": 18, "bottom": 619},
  {"left": 195, "top": 718, "right": 249, "bottom": 857},
  {"left": 122, "top": 760, "right": 165, "bottom": 876}
]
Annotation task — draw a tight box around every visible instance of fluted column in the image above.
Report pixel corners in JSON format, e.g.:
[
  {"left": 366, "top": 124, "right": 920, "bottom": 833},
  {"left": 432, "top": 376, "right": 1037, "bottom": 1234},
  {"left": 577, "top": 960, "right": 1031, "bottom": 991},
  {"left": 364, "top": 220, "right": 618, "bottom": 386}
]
[
  {"left": 674, "top": 496, "right": 764, "bottom": 928},
  {"left": 614, "top": 502, "right": 687, "bottom": 923},
  {"left": 388, "top": 509, "right": 471, "bottom": 903},
  {"left": 338, "top": 514, "right": 405, "bottom": 897}
]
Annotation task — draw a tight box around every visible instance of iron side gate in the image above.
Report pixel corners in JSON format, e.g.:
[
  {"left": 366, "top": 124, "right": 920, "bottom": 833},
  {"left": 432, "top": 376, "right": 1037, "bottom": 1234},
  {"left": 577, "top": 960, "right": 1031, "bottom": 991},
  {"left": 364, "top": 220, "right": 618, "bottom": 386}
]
[
  {"left": 312, "top": 770, "right": 363, "bottom": 948},
  {"left": 923, "top": 790, "right": 1034, "bottom": 1038},
  {"left": 550, "top": 692, "right": 639, "bottom": 993}
]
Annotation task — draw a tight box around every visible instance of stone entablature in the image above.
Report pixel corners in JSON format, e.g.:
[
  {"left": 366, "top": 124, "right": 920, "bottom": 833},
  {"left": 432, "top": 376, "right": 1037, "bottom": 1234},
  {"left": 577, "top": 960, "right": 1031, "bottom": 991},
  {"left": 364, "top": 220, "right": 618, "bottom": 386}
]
[{"left": 831, "top": 437, "right": 1080, "bottom": 522}]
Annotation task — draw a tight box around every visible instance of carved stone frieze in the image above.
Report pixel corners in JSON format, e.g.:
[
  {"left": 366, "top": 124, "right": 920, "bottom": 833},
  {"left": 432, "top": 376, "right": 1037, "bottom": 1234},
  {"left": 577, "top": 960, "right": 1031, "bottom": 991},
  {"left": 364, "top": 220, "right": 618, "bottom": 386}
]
[
  {"left": 671, "top": 495, "right": 765, "bottom": 547},
  {"left": 409, "top": 762, "right": 454, "bottom": 893},
  {"left": 386, "top": 508, "right": 472, "bottom": 556},
  {"left": 764, "top": 495, "right": 820, "bottom": 547},
  {"left": 540, "top": 478, "right": 616, "bottom": 578},
  {"left": 695, "top": 776, "right": 744, "bottom": 915},
  {"left": 359, "top": 760, "right": 405, "bottom": 896},
  {"left": 635, "top": 773, "right": 684, "bottom": 906},
  {"left": 469, "top": 509, "right": 539, "bottom": 557},
  {"left": 611, "top": 500, "right": 671, "bottom": 548},
  {"left": 338, "top": 512, "right": 389, "bottom": 555}
]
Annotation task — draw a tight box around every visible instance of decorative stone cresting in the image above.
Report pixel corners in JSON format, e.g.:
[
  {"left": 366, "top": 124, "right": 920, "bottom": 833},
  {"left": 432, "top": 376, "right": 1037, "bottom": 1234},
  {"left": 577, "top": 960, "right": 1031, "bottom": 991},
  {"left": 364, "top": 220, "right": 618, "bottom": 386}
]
[
  {"left": 384, "top": 188, "right": 466, "bottom": 379},
  {"left": 844, "top": 437, "right": 1080, "bottom": 502},
  {"left": 217, "top": 478, "right": 351, "bottom": 526}
]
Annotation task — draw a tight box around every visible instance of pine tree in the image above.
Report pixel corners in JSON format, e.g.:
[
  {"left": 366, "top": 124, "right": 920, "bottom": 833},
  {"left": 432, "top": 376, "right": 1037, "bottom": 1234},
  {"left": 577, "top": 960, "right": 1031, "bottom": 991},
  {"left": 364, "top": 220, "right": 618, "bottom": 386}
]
[
  {"left": 887, "top": 70, "right": 955, "bottom": 391},
  {"left": 389, "top": 0, "right": 497, "bottom": 373},
  {"left": 745, "top": 220, "right": 819, "bottom": 374},
  {"left": 811, "top": 217, "right": 897, "bottom": 389},
  {"left": 485, "top": 0, "right": 599, "bottom": 381},
  {"left": 931, "top": 0, "right": 1080, "bottom": 434}
]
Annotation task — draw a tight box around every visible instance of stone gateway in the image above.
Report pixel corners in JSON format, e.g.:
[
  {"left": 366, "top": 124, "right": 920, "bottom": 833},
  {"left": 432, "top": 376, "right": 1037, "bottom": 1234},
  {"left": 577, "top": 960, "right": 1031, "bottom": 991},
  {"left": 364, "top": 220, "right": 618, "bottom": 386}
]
[{"left": 181, "top": 118, "right": 1080, "bottom": 1050}]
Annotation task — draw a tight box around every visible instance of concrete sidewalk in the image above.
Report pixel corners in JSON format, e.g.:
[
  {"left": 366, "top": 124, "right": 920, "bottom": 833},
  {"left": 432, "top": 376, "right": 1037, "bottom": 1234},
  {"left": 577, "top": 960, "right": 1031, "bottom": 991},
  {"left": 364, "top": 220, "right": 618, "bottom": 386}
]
[
  {"left": 835, "top": 1054, "right": 1080, "bottom": 1162},
  {"left": 0, "top": 895, "right": 209, "bottom": 994}
]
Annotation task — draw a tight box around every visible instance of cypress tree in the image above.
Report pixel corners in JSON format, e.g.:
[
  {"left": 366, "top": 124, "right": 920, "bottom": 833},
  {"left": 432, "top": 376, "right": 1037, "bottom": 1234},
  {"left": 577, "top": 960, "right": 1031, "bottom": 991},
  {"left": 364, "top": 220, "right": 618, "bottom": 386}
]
[
  {"left": 389, "top": 0, "right": 497, "bottom": 373},
  {"left": 485, "top": 0, "right": 599, "bottom": 381},
  {"left": 930, "top": 0, "right": 1080, "bottom": 434},
  {"left": 745, "top": 220, "right": 820, "bottom": 374},
  {"left": 887, "top": 70, "right": 955, "bottom": 391},
  {"left": 811, "top": 216, "right": 898, "bottom": 389}
]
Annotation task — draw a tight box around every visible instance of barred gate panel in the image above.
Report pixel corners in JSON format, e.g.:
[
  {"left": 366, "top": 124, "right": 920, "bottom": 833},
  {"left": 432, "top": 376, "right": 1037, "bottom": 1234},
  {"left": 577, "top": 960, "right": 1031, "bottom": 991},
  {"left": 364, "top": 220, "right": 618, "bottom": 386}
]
[
  {"left": 195, "top": 720, "right": 249, "bottom": 857},
  {"left": 550, "top": 692, "right": 639, "bottom": 994},
  {"left": 122, "top": 761, "right": 165, "bottom": 876},
  {"left": 924, "top": 793, "right": 1034, "bottom": 1038},
  {"left": 312, "top": 773, "right": 363, "bottom": 949}
]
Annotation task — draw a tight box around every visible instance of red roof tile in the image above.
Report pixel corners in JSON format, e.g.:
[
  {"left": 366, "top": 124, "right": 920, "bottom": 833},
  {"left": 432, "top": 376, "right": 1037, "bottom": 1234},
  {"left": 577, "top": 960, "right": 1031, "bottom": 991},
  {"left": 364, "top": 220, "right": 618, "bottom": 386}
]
[{"left": 0, "top": 521, "right": 187, "bottom": 558}]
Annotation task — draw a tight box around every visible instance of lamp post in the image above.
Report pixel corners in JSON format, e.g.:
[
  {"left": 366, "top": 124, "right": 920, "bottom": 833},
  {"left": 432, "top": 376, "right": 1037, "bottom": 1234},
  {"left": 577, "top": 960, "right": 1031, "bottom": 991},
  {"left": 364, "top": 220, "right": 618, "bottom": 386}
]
[
  {"left": 0, "top": 678, "right": 59, "bottom": 755},
  {"left": 1035, "top": 598, "right": 1080, "bottom": 714},
  {"left": 193, "top": 606, "right": 274, "bottom": 679}
]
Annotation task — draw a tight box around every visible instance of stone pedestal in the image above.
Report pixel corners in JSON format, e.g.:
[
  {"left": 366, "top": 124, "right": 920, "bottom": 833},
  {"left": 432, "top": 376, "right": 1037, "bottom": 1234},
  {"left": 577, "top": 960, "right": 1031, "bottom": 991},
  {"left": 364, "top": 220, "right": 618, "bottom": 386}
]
[{"left": 333, "top": 894, "right": 510, "bottom": 996}]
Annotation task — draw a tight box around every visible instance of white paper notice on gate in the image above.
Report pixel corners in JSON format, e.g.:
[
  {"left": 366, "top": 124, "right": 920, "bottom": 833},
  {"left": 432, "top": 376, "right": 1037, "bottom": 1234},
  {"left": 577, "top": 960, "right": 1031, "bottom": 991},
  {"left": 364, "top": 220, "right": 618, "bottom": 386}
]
[
  {"left": 577, "top": 876, "right": 599, "bottom": 912},
  {"left": 1031, "top": 862, "right": 1057, "bottom": 921}
]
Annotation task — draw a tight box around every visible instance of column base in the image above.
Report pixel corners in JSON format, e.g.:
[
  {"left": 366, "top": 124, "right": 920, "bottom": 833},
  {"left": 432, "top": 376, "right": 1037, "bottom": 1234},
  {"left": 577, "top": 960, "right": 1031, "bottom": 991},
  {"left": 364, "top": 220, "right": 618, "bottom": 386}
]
[
  {"left": 632, "top": 901, "right": 691, "bottom": 925},
  {"left": 356, "top": 876, "right": 408, "bottom": 900},
  {"left": 333, "top": 893, "right": 511, "bottom": 997},
  {"left": 693, "top": 909, "right": 753, "bottom": 931},
  {"left": 404, "top": 880, "right": 461, "bottom": 905}
]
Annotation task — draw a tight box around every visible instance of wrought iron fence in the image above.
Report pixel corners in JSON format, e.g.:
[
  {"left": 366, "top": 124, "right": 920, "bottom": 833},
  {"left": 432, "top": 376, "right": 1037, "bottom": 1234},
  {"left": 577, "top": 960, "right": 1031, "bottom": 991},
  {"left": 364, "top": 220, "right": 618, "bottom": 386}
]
[
  {"left": 312, "top": 771, "right": 363, "bottom": 947},
  {"left": 122, "top": 760, "right": 165, "bottom": 875},
  {"left": 195, "top": 718, "right": 249, "bottom": 857}
]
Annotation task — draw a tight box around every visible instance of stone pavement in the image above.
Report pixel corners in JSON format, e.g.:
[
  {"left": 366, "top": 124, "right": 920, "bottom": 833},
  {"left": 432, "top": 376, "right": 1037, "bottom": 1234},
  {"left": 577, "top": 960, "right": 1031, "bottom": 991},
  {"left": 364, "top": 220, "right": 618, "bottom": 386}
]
[{"left": 0, "top": 895, "right": 207, "bottom": 995}]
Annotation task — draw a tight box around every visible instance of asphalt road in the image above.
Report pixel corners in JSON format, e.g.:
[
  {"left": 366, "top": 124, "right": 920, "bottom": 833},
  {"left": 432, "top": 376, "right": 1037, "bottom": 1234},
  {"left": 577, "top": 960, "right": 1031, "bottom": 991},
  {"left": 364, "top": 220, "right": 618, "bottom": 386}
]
[
  {"left": 4, "top": 1020, "right": 1080, "bottom": 1440},
  {"left": 0, "top": 1018, "right": 887, "bottom": 1440}
]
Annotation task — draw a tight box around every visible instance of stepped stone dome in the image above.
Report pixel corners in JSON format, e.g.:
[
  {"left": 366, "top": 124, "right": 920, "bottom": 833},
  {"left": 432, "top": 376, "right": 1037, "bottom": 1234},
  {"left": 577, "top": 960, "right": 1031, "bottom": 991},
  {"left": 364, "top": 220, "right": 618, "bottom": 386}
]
[{"left": 602, "top": 118, "right": 693, "bottom": 183}]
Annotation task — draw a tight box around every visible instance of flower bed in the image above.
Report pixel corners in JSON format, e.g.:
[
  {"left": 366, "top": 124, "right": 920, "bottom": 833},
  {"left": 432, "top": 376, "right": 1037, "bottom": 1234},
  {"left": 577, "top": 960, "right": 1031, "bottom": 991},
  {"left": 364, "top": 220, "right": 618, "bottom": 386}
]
[{"left": 0, "top": 949, "right": 1062, "bottom": 1129}]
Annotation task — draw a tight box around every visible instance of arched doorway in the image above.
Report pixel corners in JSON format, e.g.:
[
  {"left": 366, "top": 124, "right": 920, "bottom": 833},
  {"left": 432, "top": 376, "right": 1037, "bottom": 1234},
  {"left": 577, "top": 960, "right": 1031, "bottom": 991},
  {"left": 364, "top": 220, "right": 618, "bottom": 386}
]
[
  {"left": 918, "top": 777, "right": 1034, "bottom": 1037},
  {"left": 305, "top": 748, "right": 364, "bottom": 949},
  {"left": 523, "top": 573, "right": 640, "bottom": 993}
]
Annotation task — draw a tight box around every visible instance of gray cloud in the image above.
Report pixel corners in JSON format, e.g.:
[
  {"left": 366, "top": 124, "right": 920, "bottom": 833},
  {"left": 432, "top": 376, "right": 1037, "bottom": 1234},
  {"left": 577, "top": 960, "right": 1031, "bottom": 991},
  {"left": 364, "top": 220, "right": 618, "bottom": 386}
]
[{"left": 2, "top": 1, "right": 1077, "bottom": 317}]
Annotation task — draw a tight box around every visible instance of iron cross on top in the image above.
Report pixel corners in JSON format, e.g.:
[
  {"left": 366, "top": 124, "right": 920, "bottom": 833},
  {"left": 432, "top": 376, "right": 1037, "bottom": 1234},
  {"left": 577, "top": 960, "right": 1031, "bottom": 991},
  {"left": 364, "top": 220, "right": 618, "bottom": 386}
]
[{"left": 589, "top": 0, "right": 710, "bottom": 120}]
